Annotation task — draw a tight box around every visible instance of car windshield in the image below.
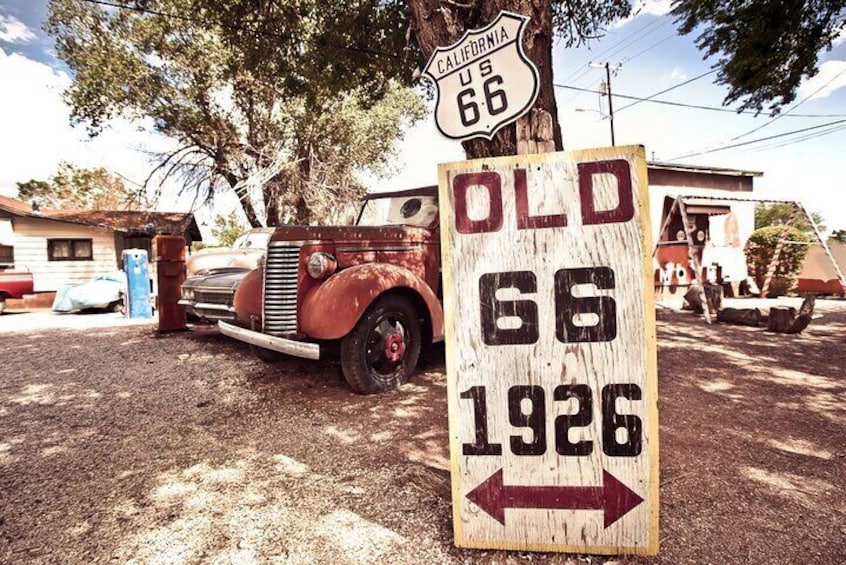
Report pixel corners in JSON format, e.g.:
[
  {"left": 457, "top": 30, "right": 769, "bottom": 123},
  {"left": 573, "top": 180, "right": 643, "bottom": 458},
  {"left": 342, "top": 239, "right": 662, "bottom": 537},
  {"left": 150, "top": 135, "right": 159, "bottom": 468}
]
[
  {"left": 233, "top": 232, "right": 271, "bottom": 249},
  {"left": 357, "top": 195, "right": 438, "bottom": 228}
]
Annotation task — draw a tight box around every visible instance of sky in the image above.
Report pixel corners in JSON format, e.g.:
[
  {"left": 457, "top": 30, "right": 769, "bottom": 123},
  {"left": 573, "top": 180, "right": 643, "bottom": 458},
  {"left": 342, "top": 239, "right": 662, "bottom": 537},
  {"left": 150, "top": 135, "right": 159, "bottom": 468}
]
[{"left": 1, "top": 0, "right": 845, "bottom": 239}]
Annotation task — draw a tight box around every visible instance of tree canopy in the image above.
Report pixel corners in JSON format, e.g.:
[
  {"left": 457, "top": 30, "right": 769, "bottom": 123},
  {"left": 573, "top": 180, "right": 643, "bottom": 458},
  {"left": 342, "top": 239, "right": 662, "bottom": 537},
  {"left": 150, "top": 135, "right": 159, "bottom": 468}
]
[
  {"left": 48, "top": 0, "right": 845, "bottom": 202},
  {"left": 754, "top": 202, "right": 826, "bottom": 234},
  {"left": 209, "top": 213, "right": 247, "bottom": 247},
  {"left": 47, "top": 0, "right": 424, "bottom": 226},
  {"left": 672, "top": 0, "right": 846, "bottom": 114},
  {"left": 746, "top": 225, "right": 811, "bottom": 295},
  {"left": 16, "top": 163, "right": 147, "bottom": 210}
]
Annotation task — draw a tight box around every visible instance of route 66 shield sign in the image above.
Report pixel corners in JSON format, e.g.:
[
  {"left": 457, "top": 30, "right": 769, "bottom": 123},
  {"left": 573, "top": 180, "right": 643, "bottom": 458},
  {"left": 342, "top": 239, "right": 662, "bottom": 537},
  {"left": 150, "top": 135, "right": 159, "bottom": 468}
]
[{"left": 423, "top": 11, "right": 540, "bottom": 141}]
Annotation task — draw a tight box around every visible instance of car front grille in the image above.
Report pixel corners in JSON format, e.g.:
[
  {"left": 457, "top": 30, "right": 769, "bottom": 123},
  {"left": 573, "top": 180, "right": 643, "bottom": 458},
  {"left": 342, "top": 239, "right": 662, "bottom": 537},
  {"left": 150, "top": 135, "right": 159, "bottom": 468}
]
[
  {"left": 194, "top": 291, "right": 233, "bottom": 306},
  {"left": 263, "top": 242, "right": 301, "bottom": 335}
]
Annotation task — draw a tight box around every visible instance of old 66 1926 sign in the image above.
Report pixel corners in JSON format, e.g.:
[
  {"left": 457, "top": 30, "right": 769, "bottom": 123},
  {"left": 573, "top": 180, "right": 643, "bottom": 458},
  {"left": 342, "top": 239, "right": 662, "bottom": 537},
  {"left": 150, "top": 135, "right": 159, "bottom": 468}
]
[
  {"left": 439, "top": 146, "right": 658, "bottom": 555},
  {"left": 423, "top": 11, "right": 539, "bottom": 140}
]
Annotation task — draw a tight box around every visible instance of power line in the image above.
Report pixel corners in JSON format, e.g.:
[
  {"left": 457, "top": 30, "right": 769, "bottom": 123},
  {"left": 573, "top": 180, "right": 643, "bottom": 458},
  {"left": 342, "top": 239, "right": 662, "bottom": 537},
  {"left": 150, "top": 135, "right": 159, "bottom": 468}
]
[
  {"left": 726, "top": 66, "right": 846, "bottom": 142},
  {"left": 666, "top": 66, "right": 846, "bottom": 159},
  {"left": 554, "top": 83, "right": 846, "bottom": 118},
  {"left": 558, "top": 16, "right": 668, "bottom": 102},
  {"left": 667, "top": 118, "right": 846, "bottom": 160},
  {"left": 79, "top": 0, "right": 404, "bottom": 60},
  {"left": 748, "top": 123, "right": 846, "bottom": 153},
  {"left": 614, "top": 69, "right": 718, "bottom": 113},
  {"left": 622, "top": 33, "right": 675, "bottom": 63}
]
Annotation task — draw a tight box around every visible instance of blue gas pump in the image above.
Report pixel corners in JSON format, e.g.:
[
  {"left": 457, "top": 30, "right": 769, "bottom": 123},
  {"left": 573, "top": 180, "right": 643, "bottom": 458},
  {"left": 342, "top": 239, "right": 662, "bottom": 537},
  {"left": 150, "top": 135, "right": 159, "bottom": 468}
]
[{"left": 122, "top": 249, "right": 152, "bottom": 319}]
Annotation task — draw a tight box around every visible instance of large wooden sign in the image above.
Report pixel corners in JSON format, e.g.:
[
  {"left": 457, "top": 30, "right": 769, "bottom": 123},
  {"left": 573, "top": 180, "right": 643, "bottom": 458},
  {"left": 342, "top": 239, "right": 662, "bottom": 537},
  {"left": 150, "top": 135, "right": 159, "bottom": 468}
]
[
  {"left": 438, "top": 146, "right": 658, "bottom": 555},
  {"left": 423, "top": 11, "right": 540, "bottom": 141}
]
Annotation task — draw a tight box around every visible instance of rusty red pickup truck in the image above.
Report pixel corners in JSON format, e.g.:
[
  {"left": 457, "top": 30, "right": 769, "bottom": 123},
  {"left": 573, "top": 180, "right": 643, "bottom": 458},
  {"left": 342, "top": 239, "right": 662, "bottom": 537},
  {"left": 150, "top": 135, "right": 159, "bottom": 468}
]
[
  {"left": 0, "top": 270, "right": 34, "bottom": 313},
  {"left": 219, "top": 187, "right": 443, "bottom": 394}
]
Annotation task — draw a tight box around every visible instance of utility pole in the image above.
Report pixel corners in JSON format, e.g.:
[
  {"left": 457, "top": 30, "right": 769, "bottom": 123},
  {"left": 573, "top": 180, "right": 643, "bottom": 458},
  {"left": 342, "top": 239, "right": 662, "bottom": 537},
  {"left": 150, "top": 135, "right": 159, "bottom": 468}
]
[{"left": 590, "top": 62, "right": 623, "bottom": 146}]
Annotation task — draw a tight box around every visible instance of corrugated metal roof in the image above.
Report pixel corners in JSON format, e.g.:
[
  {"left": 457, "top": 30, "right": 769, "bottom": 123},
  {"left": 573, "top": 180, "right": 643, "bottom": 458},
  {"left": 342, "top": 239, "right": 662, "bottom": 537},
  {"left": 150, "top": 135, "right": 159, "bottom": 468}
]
[{"left": 647, "top": 161, "right": 763, "bottom": 177}]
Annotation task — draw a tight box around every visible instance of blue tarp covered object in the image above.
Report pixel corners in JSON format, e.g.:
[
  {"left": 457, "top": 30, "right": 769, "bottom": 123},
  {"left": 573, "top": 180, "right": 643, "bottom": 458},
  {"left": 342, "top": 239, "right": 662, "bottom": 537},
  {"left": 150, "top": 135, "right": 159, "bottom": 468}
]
[{"left": 52, "top": 272, "right": 126, "bottom": 313}]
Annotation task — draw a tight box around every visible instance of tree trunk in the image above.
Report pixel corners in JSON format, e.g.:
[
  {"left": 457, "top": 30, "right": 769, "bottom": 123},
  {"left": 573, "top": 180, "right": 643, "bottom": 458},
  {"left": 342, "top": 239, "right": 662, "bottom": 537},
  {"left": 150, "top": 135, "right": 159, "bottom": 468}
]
[
  {"left": 717, "top": 308, "right": 762, "bottom": 327},
  {"left": 406, "top": 0, "right": 562, "bottom": 158},
  {"left": 263, "top": 180, "right": 281, "bottom": 227},
  {"left": 767, "top": 307, "right": 796, "bottom": 333},
  {"left": 224, "top": 172, "right": 263, "bottom": 228}
]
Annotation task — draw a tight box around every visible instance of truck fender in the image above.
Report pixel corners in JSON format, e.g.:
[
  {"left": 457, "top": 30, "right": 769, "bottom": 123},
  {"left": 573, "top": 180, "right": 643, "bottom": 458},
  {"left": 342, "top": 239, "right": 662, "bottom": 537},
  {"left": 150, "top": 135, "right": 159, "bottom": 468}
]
[{"left": 300, "top": 263, "right": 444, "bottom": 341}]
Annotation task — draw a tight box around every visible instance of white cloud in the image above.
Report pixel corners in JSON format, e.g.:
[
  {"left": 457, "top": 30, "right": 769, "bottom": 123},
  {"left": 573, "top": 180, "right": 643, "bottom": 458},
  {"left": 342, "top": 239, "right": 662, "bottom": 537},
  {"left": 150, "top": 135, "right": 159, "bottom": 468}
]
[
  {"left": 632, "top": 0, "right": 673, "bottom": 18},
  {"left": 0, "top": 47, "right": 180, "bottom": 208},
  {"left": 0, "top": 14, "right": 36, "bottom": 44},
  {"left": 613, "top": 0, "right": 673, "bottom": 28},
  {"left": 669, "top": 68, "right": 688, "bottom": 81},
  {"left": 797, "top": 59, "right": 846, "bottom": 101}
]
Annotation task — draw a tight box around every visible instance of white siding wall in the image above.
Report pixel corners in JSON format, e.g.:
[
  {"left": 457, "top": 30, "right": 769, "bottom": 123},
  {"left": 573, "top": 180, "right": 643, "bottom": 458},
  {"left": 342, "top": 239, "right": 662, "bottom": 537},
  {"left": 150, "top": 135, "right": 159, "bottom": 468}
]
[
  {"left": 12, "top": 217, "right": 119, "bottom": 292},
  {"left": 648, "top": 185, "right": 756, "bottom": 246}
]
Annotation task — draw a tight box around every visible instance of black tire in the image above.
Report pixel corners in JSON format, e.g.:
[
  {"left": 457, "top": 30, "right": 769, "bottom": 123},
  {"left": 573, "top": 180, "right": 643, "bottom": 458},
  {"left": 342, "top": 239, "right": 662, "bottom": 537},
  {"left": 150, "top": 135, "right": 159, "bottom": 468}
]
[
  {"left": 340, "top": 295, "right": 422, "bottom": 394},
  {"left": 250, "top": 344, "right": 284, "bottom": 363}
]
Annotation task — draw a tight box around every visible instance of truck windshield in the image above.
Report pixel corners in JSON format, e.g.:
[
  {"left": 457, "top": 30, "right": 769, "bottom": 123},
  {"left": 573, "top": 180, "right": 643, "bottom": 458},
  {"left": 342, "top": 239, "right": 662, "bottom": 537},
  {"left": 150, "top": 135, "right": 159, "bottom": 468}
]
[{"left": 357, "top": 195, "right": 438, "bottom": 228}]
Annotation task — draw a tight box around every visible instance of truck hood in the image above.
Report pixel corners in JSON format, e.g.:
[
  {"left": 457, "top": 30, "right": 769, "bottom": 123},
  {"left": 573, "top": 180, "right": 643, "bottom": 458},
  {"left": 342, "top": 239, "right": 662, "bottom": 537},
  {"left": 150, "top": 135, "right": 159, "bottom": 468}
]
[
  {"left": 269, "top": 225, "right": 436, "bottom": 245},
  {"left": 183, "top": 268, "right": 251, "bottom": 290},
  {"left": 186, "top": 249, "right": 264, "bottom": 275}
]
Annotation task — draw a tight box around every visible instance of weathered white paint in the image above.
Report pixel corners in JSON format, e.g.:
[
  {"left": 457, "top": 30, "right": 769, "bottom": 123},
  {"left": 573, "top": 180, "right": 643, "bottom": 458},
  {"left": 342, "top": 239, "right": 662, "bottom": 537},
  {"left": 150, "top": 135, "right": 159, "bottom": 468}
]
[
  {"left": 648, "top": 185, "right": 756, "bottom": 249},
  {"left": 10, "top": 216, "right": 118, "bottom": 292},
  {"left": 439, "top": 146, "right": 658, "bottom": 555}
]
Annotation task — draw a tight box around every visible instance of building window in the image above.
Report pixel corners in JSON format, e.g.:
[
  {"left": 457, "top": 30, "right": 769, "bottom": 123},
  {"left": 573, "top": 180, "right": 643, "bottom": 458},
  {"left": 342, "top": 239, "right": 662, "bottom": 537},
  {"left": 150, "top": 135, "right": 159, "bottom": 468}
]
[
  {"left": 0, "top": 245, "right": 12, "bottom": 265},
  {"left": 48, "top": 239, "right": 93, "bottom": 261}
]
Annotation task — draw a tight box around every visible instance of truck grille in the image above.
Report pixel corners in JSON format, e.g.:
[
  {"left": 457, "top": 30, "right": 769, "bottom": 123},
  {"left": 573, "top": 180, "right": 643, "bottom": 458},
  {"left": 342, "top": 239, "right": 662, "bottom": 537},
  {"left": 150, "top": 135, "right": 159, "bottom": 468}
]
[
  {"left": 263, "top": 242, "right": 301, "bottom": 335},
  {"left": 195, "top": 291, "right": 233, "bottom": 306}
]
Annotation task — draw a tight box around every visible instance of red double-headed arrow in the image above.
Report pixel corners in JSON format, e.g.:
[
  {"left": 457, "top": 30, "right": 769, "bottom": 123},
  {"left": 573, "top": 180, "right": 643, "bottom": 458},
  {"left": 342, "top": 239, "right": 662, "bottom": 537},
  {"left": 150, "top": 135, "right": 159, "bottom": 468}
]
[{"left": 466, "top": 469, "right": 643, "bottom": 528}]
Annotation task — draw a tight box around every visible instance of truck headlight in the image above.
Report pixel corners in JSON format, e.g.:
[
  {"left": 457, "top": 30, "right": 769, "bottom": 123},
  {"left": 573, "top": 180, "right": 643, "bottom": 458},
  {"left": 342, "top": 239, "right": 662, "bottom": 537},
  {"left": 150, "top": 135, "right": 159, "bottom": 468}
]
[{"left": 307, "top": 252, "right": 337, "bottom": 279}]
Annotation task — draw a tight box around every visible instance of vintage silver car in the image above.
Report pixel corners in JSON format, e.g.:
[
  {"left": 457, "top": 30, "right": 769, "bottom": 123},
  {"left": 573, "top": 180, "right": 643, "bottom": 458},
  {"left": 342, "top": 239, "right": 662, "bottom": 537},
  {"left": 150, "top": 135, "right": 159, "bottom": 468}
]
[{"left": 178, "top": 267, "right": 250, "bottom": 322}]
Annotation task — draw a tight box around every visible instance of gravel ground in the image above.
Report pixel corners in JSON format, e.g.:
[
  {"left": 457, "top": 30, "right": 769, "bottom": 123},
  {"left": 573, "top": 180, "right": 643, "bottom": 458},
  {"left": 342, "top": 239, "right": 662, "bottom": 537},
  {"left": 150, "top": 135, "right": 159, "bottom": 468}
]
[{"left": 0, "top": 300, "right": 844, "bottom": 564}]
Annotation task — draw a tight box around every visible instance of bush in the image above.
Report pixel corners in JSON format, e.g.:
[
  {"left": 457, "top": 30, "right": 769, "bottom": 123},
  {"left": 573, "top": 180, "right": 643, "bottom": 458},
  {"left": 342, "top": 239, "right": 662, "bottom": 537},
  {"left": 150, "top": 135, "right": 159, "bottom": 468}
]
[{"left": 746, "top": 226, "right": 811, "bottom": 296}]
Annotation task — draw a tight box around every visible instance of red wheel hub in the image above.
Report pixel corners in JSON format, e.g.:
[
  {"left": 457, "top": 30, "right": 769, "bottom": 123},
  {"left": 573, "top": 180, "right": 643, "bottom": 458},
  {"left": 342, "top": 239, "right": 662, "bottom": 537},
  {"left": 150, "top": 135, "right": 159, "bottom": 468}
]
[{"left": 384, "top": 332, "right": 406, "bottom": 362}]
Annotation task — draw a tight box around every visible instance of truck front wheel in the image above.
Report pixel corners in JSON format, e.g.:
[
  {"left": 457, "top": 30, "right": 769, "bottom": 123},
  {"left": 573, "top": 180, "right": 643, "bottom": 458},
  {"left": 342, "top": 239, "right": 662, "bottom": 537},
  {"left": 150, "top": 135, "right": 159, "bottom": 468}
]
[{"left": 340, "top": 295, "right": 422, "bottom": 394}]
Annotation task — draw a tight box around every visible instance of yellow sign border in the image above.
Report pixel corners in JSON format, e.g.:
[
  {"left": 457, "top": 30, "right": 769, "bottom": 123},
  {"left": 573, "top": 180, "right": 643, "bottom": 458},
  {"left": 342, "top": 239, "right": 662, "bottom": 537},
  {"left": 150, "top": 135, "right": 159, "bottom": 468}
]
[{"left": 437, "top": 145, "right": 659, "bottom": 555}]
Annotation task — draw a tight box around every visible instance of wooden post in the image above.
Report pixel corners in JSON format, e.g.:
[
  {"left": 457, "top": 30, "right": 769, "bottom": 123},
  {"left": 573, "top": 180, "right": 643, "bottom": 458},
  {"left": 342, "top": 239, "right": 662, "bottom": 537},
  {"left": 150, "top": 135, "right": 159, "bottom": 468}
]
[
  {"left": 516, "top": 109, "right": 555, "bottom": 155},
  {"left": 677, "top": 198, "right": 712, "bottom": 323},
  {"left": 760, "top": 205, "right": 797, "bottom": 297},
  {"left": 652, "top": 197, "right": 679, "bottom": 257}
]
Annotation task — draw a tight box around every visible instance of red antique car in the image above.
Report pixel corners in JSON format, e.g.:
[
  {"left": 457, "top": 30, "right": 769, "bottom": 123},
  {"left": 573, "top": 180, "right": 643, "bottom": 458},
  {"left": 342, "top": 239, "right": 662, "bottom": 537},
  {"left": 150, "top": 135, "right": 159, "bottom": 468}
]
[
  {"left": 219, "top": 187, "right": 443, "bottom": 394},
  {"left": 0, "top": 270, "right": 34, "bottom": 314}
]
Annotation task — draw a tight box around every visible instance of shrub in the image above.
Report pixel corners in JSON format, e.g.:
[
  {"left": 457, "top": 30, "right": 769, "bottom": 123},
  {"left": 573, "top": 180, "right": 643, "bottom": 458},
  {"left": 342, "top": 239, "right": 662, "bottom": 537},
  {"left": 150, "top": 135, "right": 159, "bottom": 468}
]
[{"left": 745, "top": 226, "right": 811, "bottom": 296}]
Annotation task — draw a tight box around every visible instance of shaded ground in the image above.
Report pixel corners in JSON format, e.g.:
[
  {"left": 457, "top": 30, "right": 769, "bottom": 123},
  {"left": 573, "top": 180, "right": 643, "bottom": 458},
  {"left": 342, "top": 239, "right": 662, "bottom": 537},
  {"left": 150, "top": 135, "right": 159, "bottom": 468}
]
[{"left": 0, "top": 300, "right": 844, "bottom": 564}]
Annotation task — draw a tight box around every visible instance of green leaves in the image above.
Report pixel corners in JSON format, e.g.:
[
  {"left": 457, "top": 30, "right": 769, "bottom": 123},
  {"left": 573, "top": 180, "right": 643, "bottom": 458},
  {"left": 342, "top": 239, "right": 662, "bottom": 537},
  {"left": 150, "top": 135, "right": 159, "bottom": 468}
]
[
  {"left": 746, "top": 225, "right": 811, "bottom": 293},
  {"left": 672, "top": 0, "right": 846, "bottom": 114},
  {"left": 46, "top": 0, "right": 424, "bottom": 226},
  {"left": 755, "top": 202, "right": 826, "bottom": 234},
  {"left": 16, "top": 163, "right": 147, "bottom": 210}
]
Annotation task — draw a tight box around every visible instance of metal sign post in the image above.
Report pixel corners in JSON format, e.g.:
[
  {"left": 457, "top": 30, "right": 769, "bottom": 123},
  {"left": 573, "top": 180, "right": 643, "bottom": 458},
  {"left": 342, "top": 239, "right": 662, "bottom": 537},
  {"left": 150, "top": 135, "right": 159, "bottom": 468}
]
[{"left": 438, "top": 146, "right": 659, "bottom": 555}]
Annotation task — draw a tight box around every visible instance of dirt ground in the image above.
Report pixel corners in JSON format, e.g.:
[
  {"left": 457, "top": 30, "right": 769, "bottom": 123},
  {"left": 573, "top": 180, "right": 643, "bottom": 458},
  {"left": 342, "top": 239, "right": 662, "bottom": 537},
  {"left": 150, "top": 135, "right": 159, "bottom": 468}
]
[{"left": 0, "top": 300, "right": 844, "bottom": 564}]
